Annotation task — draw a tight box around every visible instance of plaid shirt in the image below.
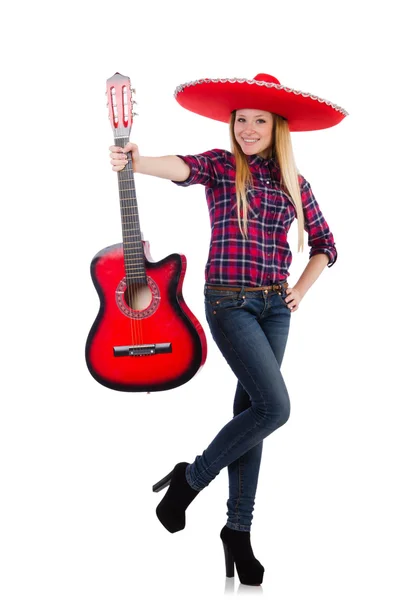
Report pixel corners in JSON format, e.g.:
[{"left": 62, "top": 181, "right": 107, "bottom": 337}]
[{"left": 173, "top": 149, "right": 337, "bottom": 287}]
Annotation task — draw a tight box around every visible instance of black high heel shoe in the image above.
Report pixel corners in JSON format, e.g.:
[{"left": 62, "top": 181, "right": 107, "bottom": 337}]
[
  {"left": 152, "top": 462, "right": 200, "bottom": 533},
  {"left": 220, "top": 525, "right": 265, "bottom": 585}
]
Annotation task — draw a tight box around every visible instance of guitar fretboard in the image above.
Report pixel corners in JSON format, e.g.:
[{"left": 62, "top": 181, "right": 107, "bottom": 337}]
[{"left": 115, "top": 137, "right": 147, "bottom": 286}]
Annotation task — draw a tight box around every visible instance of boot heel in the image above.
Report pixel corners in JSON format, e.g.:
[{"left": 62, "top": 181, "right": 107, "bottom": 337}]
[
  {"left": 152, "top": 470, "right": 173, "bottom": 493},
  {"left": 222, "top": 541, "right": 235, "bottom": 578}
]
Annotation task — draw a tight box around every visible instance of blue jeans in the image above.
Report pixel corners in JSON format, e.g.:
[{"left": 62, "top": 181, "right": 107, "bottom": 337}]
[{"left": 185, "top": 284, "right": 291, "bottom": 531}]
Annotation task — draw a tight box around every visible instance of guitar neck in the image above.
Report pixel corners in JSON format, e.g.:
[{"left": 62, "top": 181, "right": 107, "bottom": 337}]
[{"left": 115, "top": 137, "right": 147, "bottom": 286}]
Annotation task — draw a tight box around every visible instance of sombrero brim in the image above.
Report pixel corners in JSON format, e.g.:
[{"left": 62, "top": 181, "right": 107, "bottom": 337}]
[{"left": 174, "top": 78, "right": 348, "bottom": 132}]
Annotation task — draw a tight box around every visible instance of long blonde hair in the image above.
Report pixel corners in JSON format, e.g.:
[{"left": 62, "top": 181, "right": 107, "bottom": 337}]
[{"left": 229, "top": 111, "right": 305, "bottom": 253}]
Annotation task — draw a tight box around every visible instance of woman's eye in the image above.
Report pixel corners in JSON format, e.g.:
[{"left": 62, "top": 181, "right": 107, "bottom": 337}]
[
  {"left": 257, "top": 119, "right": 265, "bottom": 124},
  {"left": 237, "top": 118, "right": 245, "bottom": 123}
]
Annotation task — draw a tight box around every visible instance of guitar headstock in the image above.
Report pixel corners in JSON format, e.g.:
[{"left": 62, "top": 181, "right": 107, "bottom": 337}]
[{"left": 106, "top": 72, "right": 137, "bottom": 138}]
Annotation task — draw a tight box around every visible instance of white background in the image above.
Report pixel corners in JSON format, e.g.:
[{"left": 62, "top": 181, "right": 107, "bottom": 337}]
[{"left": 1, "top": 0, "right": 396, "bottom": 598}]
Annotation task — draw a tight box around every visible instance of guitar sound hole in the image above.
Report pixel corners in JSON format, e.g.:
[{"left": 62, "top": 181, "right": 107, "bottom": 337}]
[{"left": 124, "top": 284, "right": 153, "bottom": 311}]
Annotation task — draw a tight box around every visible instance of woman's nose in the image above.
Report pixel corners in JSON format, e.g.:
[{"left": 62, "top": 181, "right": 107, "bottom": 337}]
[{"left": 243, "top": 122, "right": 256, "bottom": 133}]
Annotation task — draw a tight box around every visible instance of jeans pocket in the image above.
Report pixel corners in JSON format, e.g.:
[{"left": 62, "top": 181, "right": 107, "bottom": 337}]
[
  {"left": 206, "top": 294, "right": 246, "bottom": 311},
  {"left": 271, "top": 288, "right": 290, "bottom": 310}
]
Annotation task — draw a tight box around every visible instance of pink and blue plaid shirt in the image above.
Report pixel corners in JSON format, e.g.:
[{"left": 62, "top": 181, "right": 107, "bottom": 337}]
[{"left": 173, "top": 149, "right": 337, "bottom": 287}]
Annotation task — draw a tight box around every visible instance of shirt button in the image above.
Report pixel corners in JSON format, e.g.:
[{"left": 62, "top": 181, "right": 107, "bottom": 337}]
[{"left": 266, "top": 180, "right": 270, "bottom": 184}]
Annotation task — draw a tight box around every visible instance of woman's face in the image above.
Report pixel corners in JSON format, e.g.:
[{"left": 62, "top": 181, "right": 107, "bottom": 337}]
[{"left": 234, "top": 109, "right": 274, "bottom": 157}]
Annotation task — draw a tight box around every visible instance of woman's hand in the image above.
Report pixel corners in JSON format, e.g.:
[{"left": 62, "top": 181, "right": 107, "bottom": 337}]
[
  {"left": 285, "top": 287, "right": 302, "bottom": 312},
  {"left": 109, "top": 142, "right": 140, "bottom": 172}
]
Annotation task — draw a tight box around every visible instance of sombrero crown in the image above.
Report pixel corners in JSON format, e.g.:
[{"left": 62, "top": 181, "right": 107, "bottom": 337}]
[{"left": 175, "top": 73, "right": 348, "bottom": 132}]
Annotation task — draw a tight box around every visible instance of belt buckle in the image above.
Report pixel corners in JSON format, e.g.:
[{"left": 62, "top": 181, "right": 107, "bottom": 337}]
[{"left": 275, "top": 281, "right": 287, "bottom": 293}]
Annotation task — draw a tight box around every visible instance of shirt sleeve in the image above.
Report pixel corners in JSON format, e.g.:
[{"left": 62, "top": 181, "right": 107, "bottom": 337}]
[
  {"left": 300, "top": 177, "right": 338, "bottom": 267},
  {"left": 172, "top": 149, "right": 226, "bottom": 188}
]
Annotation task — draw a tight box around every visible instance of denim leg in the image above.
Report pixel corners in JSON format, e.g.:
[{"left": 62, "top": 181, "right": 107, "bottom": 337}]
[
  {"left": 186, "top": 292, "right": 291, "bottom": 528},
  {"left": 226, "top": 297, "right": 290, "bottom": 530},
  {"left": 226, "top": 381, "right": 264, "bottom": 531}
]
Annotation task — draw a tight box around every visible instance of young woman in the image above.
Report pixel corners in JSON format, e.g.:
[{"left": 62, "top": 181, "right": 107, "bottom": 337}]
[{"left": 109, "top": 73, "right": 347, "bottom": 586}]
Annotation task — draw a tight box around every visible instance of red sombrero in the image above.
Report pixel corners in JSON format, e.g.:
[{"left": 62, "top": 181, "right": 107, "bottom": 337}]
[{"left": 174, "top": 73, "right": 348, "bottom": 132}]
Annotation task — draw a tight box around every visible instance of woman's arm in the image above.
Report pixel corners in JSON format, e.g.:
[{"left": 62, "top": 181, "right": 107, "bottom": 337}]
[
  {"left": 286, "top": 254, "right": 329, "bottom": 312},
  {"left": 293, "top": 253, "right": 329, "bottom": 299},
  {"left": 136, "top": 155, "right": 190, "bottom": 181},
  {"left": 109, "top": 142, "right": 190, "bottom": 182}
]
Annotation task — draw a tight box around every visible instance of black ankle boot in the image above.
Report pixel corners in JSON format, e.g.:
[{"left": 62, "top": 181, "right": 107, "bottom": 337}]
[
  {"left": 220, "top": 525, "right": 265, "bottom": 585},
  {"left": 152, "top": 462, "right": 199, "bottom": 533}
]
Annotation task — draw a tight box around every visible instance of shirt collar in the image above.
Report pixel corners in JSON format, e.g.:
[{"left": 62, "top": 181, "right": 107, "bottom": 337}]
[
  {"left": 247, "top": 154, "right": 276, "bottom": 166},
  {"left": 247, "top": 154, "right": 280, "bottom": 179}
]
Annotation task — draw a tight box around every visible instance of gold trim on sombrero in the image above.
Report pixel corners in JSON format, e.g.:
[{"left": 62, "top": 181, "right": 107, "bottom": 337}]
[{"left": 174, "top": 78, "right": 348, "bottom": 117}]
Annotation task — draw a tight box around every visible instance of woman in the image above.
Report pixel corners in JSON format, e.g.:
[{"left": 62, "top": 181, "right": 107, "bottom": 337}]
[{"left": 109, "top": 73, "right": 347, "bottom": 585}]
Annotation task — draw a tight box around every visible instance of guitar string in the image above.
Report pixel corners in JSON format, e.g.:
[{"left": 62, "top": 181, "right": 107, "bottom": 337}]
[
  {"left": 127, "top": 151, "right": 144, "bottom": 347},
  {"left": 119, "top": 140, "right": 144, "bottom": 347},
  {"left": 131, "top": 157, "right": 145, "bottom": 348},
  {"left": 125, "top": 146, "right": 141, "bottom": 347},
  {"left": 117, "top": 138, "right": 138, "bottom": 348}
]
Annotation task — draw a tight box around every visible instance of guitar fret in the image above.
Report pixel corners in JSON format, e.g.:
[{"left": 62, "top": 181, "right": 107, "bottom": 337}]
[
  {"left": 124, "top": 254, "right": 144, "bottom": 260},
  {"left": 124, "top": 261, "right": 143, "bottom": 271},
  {"left": 123, "top": 246, "right": 141, "bottom": 251},
  {"left": 125, "top": 259, "right": 145, "bottom": 264},
  {"left": 124, "top": 251, "right": 144, "bottom": 257}
]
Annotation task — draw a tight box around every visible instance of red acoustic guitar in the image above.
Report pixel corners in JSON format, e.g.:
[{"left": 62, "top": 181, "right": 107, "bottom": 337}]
[{"left": 85, "top": 72, "right": 207, "bottom": 392}]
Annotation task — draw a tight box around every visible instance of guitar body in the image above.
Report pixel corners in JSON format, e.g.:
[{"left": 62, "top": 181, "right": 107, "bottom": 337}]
[{"left": 86, "top": 240, "right": 207, "bottom": 392}]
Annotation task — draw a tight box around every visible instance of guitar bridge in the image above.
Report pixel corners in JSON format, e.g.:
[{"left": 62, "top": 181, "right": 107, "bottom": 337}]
[{"left": 113, "top": 343, "right": 172, "bottom": 357}]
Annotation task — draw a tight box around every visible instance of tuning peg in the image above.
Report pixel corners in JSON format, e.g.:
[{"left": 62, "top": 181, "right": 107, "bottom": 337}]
[
  {"left": 130, "top": 87, "right": 136, "bottom": 94},
  {"left": 132, "top": 112, "right": 139, "bottom": 117}
]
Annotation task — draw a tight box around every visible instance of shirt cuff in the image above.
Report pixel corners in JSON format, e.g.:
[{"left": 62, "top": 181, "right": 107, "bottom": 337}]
[
  {"left": 310, "top": 246, "right": 338, "bottom": 267},
  {"left": 171, "top": 155, "right": 198, "bottom": 187}
]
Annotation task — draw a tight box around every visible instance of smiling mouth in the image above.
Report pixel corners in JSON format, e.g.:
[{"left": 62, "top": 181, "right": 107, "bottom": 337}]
[{"left": 242, "top": 139, "right": 259, "bottom": 144}]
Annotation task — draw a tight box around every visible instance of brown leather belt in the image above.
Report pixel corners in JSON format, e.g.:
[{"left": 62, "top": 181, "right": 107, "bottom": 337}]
[{"left": 206, "top": 282, "right": 288, "bottom": 292}]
